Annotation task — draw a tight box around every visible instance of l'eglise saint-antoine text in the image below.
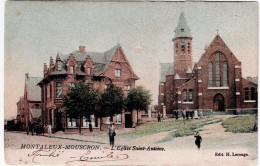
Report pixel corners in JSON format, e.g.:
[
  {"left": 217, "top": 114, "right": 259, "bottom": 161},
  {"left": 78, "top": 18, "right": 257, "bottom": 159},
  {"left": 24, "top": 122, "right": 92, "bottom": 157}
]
[{"left": 111, "top": 145, "right": 165, "bottom": 151}]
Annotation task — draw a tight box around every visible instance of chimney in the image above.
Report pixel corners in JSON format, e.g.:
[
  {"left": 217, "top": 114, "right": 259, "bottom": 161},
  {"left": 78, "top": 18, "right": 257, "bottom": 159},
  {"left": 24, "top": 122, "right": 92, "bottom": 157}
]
[
  {"left": 50, "top": 56, "right": 55, "bottom": 67},
  {"left": 79, "top": 46, "right": 86, "bottom": 54},
  {"left": 25, "top": 73, "right": 29, "bottom": 79}
]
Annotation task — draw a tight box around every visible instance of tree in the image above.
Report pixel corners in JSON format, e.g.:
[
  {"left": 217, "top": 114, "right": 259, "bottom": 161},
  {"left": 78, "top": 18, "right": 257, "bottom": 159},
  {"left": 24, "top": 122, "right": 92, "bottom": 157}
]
[
  {"left": 64, "top": 81, "right": 101, "bottom": 133},
  {"left": 100, "top": 84, "right": 124, "bottom": 123},
  {"left": 126, "top": 86, "right": 152, "bottom": 125}
]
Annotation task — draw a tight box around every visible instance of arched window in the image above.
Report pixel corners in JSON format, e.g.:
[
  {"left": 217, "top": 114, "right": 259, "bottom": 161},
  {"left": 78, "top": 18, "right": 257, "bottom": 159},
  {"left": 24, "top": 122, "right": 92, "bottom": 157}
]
[
  {"left": 245, "top": 88, "right": 249, "bottom": 100},
  {"left": 251, "top": 87, "right": 255, "bottom": 100},
  {"left": 183, "top": 89, "right": 187, "bottom": 102},
  {"left": 188, "top": 89, "right": 193, "bottom": 101},
  {"left": 223, "top": 62, "right": 228, "bottom": 86},
  {"left": 215, "top": 53, "right": 220, "bottom": 87},
  {"left": 209, "top": 62, "right": 213, "bottom": 87}
]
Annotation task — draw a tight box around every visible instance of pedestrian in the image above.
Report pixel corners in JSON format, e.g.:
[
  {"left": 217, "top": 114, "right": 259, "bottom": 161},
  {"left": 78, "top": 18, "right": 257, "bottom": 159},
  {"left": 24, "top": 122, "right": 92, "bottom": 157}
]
[
  {"left": 48, "top": 124, "right": 52, "bottom": 138},
  {"left": 182, "top": 110, "right": 186, "bottom": 119},
  {"left": 108, "top": 123, "right": 116, "bottom": 147},
  {"left": 253, "top": 114, "right": 258, "bottom": 131},
  {"left": 89, "top": 123, "right": 93, "bottom": 132},
  {"left": 157, "top": 113, "right": 161, "bottom": 122},
  {"left": 160, "top": 114, "right": 163, "bottom": 122},
  {"left": 186, "top": 111, "right": 189, "bottom": 119},
  {"left": 194, "top": 132, "right": 202, "bottom": 149},
  {"left": 191, "top": 111, "right": 194, "bottom": 119},
  {"left": 175, "top": 111, "right": 179, "bottom": 120}
]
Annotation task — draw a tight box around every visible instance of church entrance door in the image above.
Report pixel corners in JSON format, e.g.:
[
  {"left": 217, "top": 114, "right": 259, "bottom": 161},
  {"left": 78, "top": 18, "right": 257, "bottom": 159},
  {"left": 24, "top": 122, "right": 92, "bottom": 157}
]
[{"left": 213, "top": 93, "right": 225, "bottom": 111}]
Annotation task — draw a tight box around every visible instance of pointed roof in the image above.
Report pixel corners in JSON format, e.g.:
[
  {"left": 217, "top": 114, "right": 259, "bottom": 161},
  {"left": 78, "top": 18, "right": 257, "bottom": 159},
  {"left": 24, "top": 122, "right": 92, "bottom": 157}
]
[
  {"left": 173, "top": 12, "right": 192, "bottom": 39},
  {"left": 56, "top": 52, "right": 61, "bottom": 61},
  {"left": 174, "top": 73, "right": 181, "bottom": 79},
  {"left": 186, "top": 67, "right": 192, "bottom": 74}
]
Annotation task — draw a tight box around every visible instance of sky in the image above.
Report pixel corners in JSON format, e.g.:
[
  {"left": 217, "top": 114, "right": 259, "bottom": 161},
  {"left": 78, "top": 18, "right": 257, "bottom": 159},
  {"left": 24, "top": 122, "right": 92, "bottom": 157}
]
[{"left": 4, "top": 1, "right": 258, "bottom": 119}]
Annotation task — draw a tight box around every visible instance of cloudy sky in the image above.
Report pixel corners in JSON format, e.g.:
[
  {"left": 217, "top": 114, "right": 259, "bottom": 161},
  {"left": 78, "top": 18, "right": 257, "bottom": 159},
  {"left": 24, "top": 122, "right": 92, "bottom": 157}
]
[{"left": 4, "top": 1, "right": 258, "bottom": 118}]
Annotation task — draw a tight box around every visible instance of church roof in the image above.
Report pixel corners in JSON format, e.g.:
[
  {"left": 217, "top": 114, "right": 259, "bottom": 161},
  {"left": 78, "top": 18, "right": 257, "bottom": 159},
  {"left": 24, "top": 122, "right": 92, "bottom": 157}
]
[
  {"left": 246, "top": 77, "right": 258, "bottom": 85},
  {"left": 160, "top": 63, "right": 174, "bottom": 82},
  {"left": 27, "top": 77, "right": 42, "bottom": 101},
  {"left": 173, "top": 12, "right": 192, "bottom": 39}
]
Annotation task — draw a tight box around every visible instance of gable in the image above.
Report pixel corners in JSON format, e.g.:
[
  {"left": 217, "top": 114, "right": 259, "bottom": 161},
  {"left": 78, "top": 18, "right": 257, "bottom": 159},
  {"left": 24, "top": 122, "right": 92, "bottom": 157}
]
[
  {"left": 104, "top": 46, "right": 139, "bottom": 79},
  {"left": 197, "top": 35, "right": 240, "bottom": 66}
]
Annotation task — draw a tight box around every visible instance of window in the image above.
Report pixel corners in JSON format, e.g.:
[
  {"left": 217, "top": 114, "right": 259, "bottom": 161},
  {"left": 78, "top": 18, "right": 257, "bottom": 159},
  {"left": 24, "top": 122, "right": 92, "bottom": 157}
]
[
  {"left": 188, "top": 43, "right": 190, "bottom": 53},
  {"left": 215, "top": 53, "right": 220, "bottom": 87},
  {"left": 69, "top": 82, "right": 75, "bottom": 88},
  {"left": 209, "top": 52, "right": 229, "bottom": 87},
  {"left": 188, "top": 89, "right": 193, "bottom": 101},
  {"left": 106, "top": 117, "right": 111, "bottom": 124},
  {"left": 49, "top": 84, "right": 52, "bottom": 100},
  {"left": 70, "top": 66, "right": 74, "bottom": 74},
  {"left": 45, "top": 86, "right": 47, "bottom": 102},
  {"left": 116, "top": 114, "right": 122, "bottom": 123},
  {"left": 115, "top": 69, "right": 121, "bottom": 77},
  {"left": 67, "top": 117, "right": 76, "bottom": 127},
  {"left": 223, "top": 62, "right": 228, "bottom": 86},
  {"left": 56, "top": 82, "right": 63, "bottom": 98},
  {"left": 183, "top": 89, "right": 187, "bottom": 102},
  {"left": 125, "top": 85, "right": 131, "bottom": 96},
  {"left": 209, "top": 62, "right": 213, "bottom": 87},
  {"left": 57, "top": 61, "right": 62, "bottom": 71},
  {"left": 83, "top": 115, "right": 96, "bottom": 127},
  {"left": 87, "top": 67, "right": 92, "bottom": 75},
  {"left": 245, "top": 88, "right": 249, "bottom": 100},
  {"left": 115, "top": 63, "right": 122, "bottom": 77},
  {"left": 181, "top": 28, "right": 184, "bottom": 32},
  {"left": 181, "top": 45, "right": 185, "bottom": 52},
  {"left": 251, "top": 87, "right": 256, "bottom": 100}
]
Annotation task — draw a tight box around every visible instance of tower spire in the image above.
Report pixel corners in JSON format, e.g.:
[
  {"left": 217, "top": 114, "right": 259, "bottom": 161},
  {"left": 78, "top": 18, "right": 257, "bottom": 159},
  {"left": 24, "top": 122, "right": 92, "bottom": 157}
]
[{"left": 173, "top": 13, "right": 192, "bottom": 40}]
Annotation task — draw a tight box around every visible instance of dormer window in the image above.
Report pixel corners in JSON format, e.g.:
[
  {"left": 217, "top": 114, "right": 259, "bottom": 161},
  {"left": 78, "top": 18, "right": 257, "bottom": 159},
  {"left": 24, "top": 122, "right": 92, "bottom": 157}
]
[
  {"left": 70, "top": 66, "right": 75, "bottom": 74},
  {"left": 57, "top": 61, "right": 62, "bottom": 71},
  {"left": 87, "top": 67, "right": 92, "bottom": 75}
]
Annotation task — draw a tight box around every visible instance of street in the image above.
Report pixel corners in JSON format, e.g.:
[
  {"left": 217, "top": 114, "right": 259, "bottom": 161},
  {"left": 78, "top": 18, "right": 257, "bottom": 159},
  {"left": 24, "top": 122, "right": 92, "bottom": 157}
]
[{"left": 4, "top": 117, "right": 257, "bottom": 165}]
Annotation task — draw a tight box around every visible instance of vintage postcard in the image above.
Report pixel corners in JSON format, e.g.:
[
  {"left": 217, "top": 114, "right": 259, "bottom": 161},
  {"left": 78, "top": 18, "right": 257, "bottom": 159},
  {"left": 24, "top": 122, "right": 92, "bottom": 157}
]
[{"left": 3, "top": 1, "right": 258, "bottom": 166}]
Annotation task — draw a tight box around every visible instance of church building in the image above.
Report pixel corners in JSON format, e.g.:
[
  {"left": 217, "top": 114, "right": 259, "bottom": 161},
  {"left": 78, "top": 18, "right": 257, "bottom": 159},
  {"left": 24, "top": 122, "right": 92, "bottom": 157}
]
[{"left": 159, "top": 13, "right": 257, "bottom": 116}]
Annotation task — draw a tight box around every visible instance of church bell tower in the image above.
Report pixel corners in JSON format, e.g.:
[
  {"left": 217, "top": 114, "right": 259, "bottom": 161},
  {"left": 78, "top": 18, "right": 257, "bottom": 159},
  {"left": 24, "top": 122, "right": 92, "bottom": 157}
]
[{"left": 173, "top": 12, "right": 193, "bottom": 78}]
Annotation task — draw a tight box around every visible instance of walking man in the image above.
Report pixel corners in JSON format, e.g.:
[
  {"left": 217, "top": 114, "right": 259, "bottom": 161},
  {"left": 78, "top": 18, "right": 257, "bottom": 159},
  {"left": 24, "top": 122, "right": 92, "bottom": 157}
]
[
  {"left": 108, "top": 123, "right": 116, "bottom": 147},
  {"left": 194, "top": 132, "right": 202, "bottom": 149}
]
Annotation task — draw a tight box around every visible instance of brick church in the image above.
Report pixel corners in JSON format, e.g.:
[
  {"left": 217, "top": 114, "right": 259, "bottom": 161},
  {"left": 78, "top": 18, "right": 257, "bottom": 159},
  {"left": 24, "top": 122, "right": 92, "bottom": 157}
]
[
  {"left": 159, "top": 13, "right": 257, "bottom": 116},
  {"left": 38, "top": 45, "right": 139, "bottom": 133}
]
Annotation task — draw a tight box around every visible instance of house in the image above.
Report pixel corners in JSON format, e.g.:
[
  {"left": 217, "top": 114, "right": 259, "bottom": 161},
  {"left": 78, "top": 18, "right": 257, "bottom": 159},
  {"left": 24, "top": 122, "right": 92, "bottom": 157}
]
[
  {"left": 16, "top": 74, "right": 42, "bottom": 130},
  {"left": 38, "top": 44, "right": 139, "bottom": 133}
]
